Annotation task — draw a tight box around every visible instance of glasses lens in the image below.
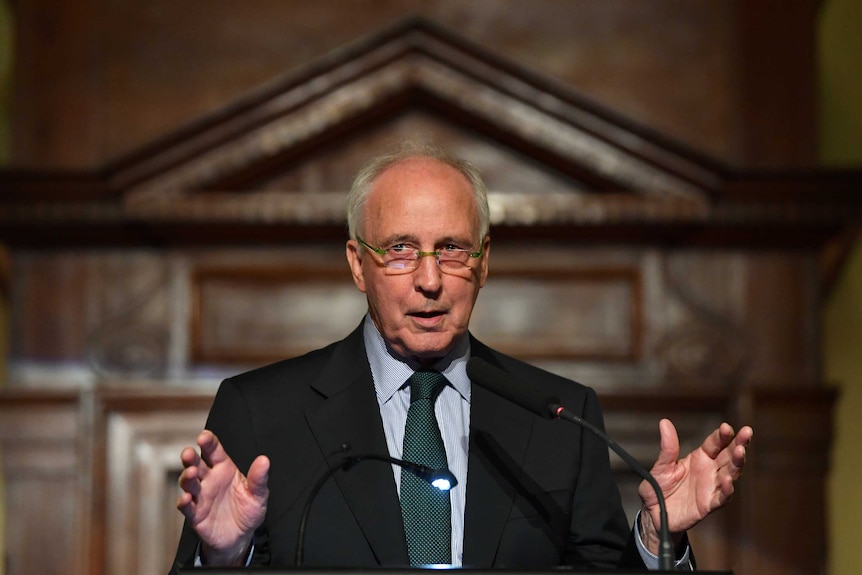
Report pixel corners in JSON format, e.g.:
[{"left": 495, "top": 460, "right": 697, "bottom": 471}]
[
  {"left": 438, "top": 249, "right": 470, "bottom": 265},
  {"left": 382, "top": 257, "right": 474, "bottom": 277},
  {"left": 438, "top": 261, "right": 475, "bottom": 277},
  {"left": 384, "top": 258, "right": 417, "bottom": 272}
]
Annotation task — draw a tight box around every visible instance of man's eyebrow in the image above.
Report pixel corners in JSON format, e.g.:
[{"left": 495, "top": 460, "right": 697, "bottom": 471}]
[
  {"left": 433, "top": 234, "right": 476, "bottom": 248},
  {"left": 377, "top": 234, "right": 419, "bottom": 246},
  {"left": 377, "top": 234, "right": 473, "bottom": 247}
]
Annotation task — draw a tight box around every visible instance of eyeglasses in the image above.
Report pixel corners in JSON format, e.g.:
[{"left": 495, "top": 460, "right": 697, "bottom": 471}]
[{"left": 356, "top": 235, "right": 483, "bottom": 276}]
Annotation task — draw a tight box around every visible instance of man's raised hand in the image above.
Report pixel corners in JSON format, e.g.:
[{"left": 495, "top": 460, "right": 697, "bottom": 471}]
[
  {"left": 177, "top": 430, "right": 270, "bottom": 565},
  {"left": 638, "top": 419, "right": 753, "bottom": 554}
]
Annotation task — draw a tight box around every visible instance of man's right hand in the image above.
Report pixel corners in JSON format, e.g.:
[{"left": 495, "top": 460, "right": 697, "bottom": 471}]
[{"left": 177, "top": 430, "right": 270, "bottom": 566}]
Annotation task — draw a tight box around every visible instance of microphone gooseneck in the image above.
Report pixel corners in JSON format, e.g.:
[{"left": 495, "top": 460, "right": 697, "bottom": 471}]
[
  {"left": 466, "top": 357, "right": 677, "bottom": 572},
  {"left": 294, "top": 453, "right": 457, "bottom": 567},
  {"left": 550, "top": 404, "right": 676, "bottom": 571}
]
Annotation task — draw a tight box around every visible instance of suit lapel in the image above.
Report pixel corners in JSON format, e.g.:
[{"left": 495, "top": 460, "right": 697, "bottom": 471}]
[
  {"left": 300, "top": 328, "right": 540, "bottom": 567},
  {"left": 462, "top": 345, "right": 536, "bottom": 567},
  {"left": 303, "top": 325, "right": 410, "bottom": 565}
]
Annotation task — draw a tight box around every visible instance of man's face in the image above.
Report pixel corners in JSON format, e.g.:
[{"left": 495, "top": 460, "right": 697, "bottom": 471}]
[{"left": 346, "top": 156, "right": 490, "bottom": 364}]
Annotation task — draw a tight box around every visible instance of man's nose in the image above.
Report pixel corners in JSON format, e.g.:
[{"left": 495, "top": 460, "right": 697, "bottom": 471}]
[{"left": 413, "top": 253, "right": 443, "bottom": 290}]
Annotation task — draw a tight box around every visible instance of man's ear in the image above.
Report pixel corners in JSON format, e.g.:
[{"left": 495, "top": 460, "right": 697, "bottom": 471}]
[
  {"left": 346, "top": 239, "right": 367, "bottom": 293},
  {"left": 478, "top": 235, "right": 491, "bottom": 288}
]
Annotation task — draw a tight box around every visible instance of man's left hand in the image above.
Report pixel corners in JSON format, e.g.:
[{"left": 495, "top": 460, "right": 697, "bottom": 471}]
[{"left": 638, "top": 419, "right": 753, "bottom": 554}]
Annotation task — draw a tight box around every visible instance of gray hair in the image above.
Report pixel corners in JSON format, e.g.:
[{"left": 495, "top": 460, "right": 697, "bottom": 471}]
[{"left": 346, "top": 142, "right": 490, "bottom": 243}]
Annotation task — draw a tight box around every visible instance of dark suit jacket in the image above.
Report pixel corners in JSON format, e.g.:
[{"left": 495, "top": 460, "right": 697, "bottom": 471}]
[{"left": 171, "top": 323, "right": 646, "bottom": 571}]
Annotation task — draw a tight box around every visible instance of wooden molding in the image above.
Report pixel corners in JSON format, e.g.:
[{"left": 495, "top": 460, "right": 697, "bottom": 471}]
[{"left": 1, "top": 18, "right": 860, "bottom": 250}]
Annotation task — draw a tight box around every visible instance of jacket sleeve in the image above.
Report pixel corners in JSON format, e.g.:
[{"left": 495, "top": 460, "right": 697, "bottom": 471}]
[{"left": 564, "top": 386, "right": 646, "bottom": 569}]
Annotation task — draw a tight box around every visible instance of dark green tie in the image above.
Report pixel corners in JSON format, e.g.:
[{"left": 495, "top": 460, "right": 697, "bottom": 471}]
[{"left": 400, "top": 370, "right": 451, "bottom": 566}]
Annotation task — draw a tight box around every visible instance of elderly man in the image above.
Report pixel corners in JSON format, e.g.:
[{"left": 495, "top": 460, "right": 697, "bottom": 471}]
[{"left": 171, "top": 144, "right": 752, "bottom": 572}]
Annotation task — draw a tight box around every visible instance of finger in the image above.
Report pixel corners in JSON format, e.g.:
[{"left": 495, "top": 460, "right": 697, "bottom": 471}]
[
  {"left": 713, "top": 472, "right": 736, "bottom": 510},
  {"left": 727, "top": 431, "right": 752, "bottom": 472},
  {"left": 720, "top": 425, "right": 753, "bottom": 469},
  {"left": 177, "top": 493, "right": 206, "bottom": 523},
  {"left": 180, "top": 445, "right": 202, "bottom": 468},
  {"left": 735, "top": 425, "right": 754, "bottom": 447},
  {"left": 246, "top": 455, "right": 271, "bottom": 499},
  {"left": 178, "top": 465, "right": 202, "bottom": 498},
  {"left": 714, "top": 427, "right": 753, "bottom": 489},
  {"left": 197, "top": 430, "right": 229, "bottom": 467},
  {"left": 653, "top": 418, "right": 681, "bottom": 469},
  {"left": 701, "top": 422, "right": 735, "bottom": 460},
  {"left": 729, "top": 442, "right": 747, "bottom": 470},
  {"left": 177, "top": 491, "right": 195, "bottom": 517}
]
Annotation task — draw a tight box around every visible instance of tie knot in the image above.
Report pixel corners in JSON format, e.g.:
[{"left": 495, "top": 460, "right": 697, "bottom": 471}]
[{"left": 408, "top": 370, "right": 447, "bottom": 402}]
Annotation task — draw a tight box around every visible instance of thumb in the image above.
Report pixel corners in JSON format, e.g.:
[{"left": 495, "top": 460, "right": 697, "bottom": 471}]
[
  {"left": 653, "top": 418, "right": 680, "bottom": 470},
  {"left": 246, "top": 455, "right": 270, "bottom": 499}
]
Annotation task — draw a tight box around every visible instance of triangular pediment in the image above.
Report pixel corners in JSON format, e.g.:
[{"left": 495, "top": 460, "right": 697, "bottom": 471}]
[
  {"left": 110, "top": 17, "right": 716, "bottom": 226},
  {"left": 1, "top": 17, "right": 861, "bottom": 249}
]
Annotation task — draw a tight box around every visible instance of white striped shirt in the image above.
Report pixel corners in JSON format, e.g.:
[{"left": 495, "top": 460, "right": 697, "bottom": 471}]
[{"left": 363, "top": 315, "right": 471, "bottom": 567}]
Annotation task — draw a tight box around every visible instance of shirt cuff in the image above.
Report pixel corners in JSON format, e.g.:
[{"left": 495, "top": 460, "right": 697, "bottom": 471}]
[
  {"left": 193, "top": 540, "right": 255, "bottom": 567},
  {"left": 633, "top": 510, "right": 693, "bottom": 571}
]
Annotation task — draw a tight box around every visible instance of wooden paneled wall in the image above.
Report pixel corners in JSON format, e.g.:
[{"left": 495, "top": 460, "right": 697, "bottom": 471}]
[
  {"left": 1, "top": 3, "right": 853, "bottom": 575},
  {"left": 6, "top": 245, "right": 826, "bottom": 388}
]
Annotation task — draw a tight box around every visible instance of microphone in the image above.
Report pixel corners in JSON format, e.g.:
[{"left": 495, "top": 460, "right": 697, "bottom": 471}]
[
  {"left": 295, "top": 451, "right": 458, "bottom": 567},
  {"left": 466, "top": 357, "right": 676, "bottom": 571}
]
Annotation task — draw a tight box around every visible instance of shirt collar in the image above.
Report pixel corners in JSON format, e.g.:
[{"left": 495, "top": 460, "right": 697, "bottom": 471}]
[{"left": 363, "top": 314, "right": 472, "bottom": 406}]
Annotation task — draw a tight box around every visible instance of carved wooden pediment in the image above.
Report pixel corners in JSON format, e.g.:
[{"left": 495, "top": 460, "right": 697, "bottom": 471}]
[{"left": 1, "top": 17, "right": 861, "bottom": 248}]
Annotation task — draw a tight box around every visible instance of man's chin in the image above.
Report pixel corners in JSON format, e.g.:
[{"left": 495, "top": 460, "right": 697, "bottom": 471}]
[{"left": 392, "top": 337, "right": 455, "bottom": 365}]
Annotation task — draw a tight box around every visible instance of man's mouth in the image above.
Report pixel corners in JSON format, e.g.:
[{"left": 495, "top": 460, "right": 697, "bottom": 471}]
[{"left": 409, "top": 310, "right": 445, "bottom": 319}]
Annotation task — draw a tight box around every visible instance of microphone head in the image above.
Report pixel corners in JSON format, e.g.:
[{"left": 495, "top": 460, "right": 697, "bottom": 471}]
[
  {"left": 404, "top": 462, "right": 458, "bottom": 491},
  {"left": 467, "top": 357, "right": 557, "bottom": 419}
]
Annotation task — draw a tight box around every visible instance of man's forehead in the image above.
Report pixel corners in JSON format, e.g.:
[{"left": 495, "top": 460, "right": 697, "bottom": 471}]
[
  {"left": 374, "top": 155, "right": 468, "bottom": 184},
  {"left": 362, "top": 156, "right": 478, "bottom": 235}
]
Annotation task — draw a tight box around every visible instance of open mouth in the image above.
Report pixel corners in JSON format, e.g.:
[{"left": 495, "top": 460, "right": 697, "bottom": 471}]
[{"left": 410, "top": 310, "right": 445, "bottom": 319}]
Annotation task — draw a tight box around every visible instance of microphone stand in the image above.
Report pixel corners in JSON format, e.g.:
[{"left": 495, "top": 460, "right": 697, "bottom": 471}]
[
  {"left": 294, "top": 453, "right": 458, "bottom": 567},
  {"left": 550, "top": 404, "right": 676, "bottom": 571}
]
